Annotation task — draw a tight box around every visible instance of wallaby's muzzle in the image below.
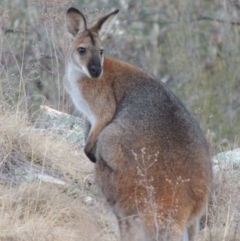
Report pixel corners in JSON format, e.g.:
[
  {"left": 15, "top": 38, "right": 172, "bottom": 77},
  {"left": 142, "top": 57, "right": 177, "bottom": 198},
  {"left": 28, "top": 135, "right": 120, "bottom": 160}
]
[
  {"left": 89, "top": 64, "right": 102, "bottom": 78},
  {"left": 88, "top": 56, "right": 102, "bottom": 79}
]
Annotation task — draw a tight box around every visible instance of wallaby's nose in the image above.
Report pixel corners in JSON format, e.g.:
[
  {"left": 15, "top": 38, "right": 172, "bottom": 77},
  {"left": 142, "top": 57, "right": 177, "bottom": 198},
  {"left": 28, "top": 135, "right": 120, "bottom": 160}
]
[{"left": 89, "top": 65, "right": 102, "bottom": 78}]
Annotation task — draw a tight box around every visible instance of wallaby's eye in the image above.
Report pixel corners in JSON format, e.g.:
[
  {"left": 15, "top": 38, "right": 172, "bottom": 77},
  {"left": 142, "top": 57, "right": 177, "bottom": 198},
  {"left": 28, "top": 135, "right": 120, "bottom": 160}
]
[
  {"left": 78, "top": 47, "right": 86, "bottom": 55},
  {"left": 100, "top": 49, "right": 104, "bottom": 55}
]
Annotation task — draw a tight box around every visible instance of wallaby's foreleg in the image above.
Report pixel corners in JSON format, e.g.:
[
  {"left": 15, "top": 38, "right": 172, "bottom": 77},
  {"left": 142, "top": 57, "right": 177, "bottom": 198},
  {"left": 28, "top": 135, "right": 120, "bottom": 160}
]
[
  {"left": 84, "top": 96, "right": 116, "bottom": 162},
  {"left": 84, "top": 126, "right": 100, "bottom": 162},
  {"left": 84, "top": 119, "right": 112, "bottom": 162}
]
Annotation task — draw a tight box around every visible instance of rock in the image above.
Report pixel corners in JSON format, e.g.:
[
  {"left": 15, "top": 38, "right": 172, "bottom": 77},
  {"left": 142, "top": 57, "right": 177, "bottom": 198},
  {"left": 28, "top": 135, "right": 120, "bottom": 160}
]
[
  {"left": 35, "top": 105, "right": 85, "bottom": 147},
  {"left": 25, "top": 171, "right": 67, "bottom": 185},
  {"left": 14, "top": 163, "right": 67, "bottom": 185},
  {"left": 213, "top": 148, "right": 240, "bottom": 172},
  {"left": 83, "top": 196, "right": 94, "bottom": 206}
]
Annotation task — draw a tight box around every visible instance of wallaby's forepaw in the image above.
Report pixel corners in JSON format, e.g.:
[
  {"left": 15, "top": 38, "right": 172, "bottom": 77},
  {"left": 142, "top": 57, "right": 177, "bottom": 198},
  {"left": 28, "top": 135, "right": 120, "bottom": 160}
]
[{"left": 84, "top": 144, "right": 96, "bottom": 163}]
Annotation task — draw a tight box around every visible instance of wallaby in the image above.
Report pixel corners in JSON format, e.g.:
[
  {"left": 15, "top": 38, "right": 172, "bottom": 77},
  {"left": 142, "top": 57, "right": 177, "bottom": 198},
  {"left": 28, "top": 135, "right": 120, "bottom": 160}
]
[{"left": 65, "top": 7, "right": 212, "bottom": 241}]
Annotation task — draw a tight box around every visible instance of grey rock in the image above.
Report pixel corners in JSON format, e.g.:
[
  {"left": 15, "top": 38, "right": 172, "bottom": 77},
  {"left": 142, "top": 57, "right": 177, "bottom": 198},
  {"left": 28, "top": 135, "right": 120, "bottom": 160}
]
[
  {"left": 213, "top": 148, "right": 240, "bottom": 171},
  {"left": 35, "top": 105, "right": 85, "bottom": 147}
]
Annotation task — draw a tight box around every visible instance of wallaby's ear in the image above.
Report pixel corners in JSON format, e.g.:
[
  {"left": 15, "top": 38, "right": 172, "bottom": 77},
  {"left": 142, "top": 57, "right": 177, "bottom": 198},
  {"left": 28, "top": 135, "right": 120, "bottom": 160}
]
[
  {"left": 66, "top": 8, "right": 87, "bottom": 36},
  {"left": 91, "top": 9, "right": 119, "bottom": 38}
]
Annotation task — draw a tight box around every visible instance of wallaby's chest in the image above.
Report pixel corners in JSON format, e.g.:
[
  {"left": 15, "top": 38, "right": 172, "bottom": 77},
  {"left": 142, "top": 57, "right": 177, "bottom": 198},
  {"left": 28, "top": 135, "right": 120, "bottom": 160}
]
[{"left": 66, "top": 65, "right": 96, "bottom": 125}]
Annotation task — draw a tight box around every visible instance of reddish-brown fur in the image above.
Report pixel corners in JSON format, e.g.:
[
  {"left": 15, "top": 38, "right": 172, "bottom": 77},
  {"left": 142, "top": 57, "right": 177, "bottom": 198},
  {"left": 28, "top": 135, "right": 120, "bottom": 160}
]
[{"left": 65, "top": 8, "right": 212, "bottom": 241}]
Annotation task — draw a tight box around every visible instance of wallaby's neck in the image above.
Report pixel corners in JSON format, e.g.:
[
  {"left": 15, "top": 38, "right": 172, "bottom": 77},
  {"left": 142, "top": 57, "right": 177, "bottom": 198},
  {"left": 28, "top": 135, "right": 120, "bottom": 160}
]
[{"left": 102, "top": 56, "right": 147, "bottom": 76}]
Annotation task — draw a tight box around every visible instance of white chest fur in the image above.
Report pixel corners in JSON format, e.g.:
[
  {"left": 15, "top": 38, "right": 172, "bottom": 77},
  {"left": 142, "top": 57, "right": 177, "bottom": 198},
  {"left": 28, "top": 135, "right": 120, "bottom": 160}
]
[{"left": 66, "top": 64, "right": 96, "bottom": 126}]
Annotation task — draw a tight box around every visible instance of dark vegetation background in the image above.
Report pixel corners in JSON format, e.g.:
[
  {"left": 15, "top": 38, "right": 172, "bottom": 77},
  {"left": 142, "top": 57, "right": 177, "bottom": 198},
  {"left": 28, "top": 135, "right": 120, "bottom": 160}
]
[{"left": 0, "top": 0, "right": 239, "bottom": 152}]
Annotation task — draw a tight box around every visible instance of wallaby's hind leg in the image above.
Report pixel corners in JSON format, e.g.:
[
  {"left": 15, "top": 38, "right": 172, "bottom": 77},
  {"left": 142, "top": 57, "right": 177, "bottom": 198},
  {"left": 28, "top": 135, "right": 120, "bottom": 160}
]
[
  {"left": 152, "top": 225, "right": 184, "bottom": 241},
  {"left": 118, "top": 216, "right": 146, "bottom": 241},
  {"left": 117, "top": 211, "right": 188, "bottom": 241},
  {"left": 187, "top": 218, "right": 200, "bottom": 241},
  {"left": 118, "top": 217, "right": 182, "bottom": 241},
  {"left": 182, "top": 227, "right": 189, "bottom": 241},
  {"left": 140, "top": 212, "right": 186, "bottom": 241}
]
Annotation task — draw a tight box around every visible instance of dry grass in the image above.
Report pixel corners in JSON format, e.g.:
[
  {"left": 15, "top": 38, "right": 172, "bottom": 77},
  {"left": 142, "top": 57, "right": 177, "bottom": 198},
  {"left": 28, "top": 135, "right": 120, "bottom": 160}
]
[
  {"left": 199, "top": 167, "right": 240, "bottom": 241},
  {"left": 0, "top": 106, "right": 118, "bottom": 241},
  {"left": 0, "top": 183, "right": 99, "bottom": 241}
]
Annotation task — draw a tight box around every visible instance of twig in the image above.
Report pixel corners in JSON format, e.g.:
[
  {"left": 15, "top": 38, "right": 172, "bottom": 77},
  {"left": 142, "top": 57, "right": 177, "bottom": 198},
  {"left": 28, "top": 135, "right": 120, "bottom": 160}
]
[
  {"left": 196, "top": 15, "right": 240, "bottom": 26},
  {"left": 2, "top": 28, "right": 41, "bottom": 40},
  {"left": 128, "top": 15, "right": 240, "bottom": 26}
]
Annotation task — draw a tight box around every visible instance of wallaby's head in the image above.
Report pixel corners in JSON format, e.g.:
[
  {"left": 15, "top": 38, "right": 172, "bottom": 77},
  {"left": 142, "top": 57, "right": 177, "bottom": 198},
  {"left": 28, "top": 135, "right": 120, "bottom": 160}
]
[{"left": 66, "top": 8, "right": 119, "bottom": 79}]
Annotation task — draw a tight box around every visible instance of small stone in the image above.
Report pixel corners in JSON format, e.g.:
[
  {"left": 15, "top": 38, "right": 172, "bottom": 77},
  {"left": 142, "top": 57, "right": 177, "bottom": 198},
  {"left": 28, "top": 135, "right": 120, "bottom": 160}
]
[{"left": 83, "top": 196, "right": 94, "bottom": 206}]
